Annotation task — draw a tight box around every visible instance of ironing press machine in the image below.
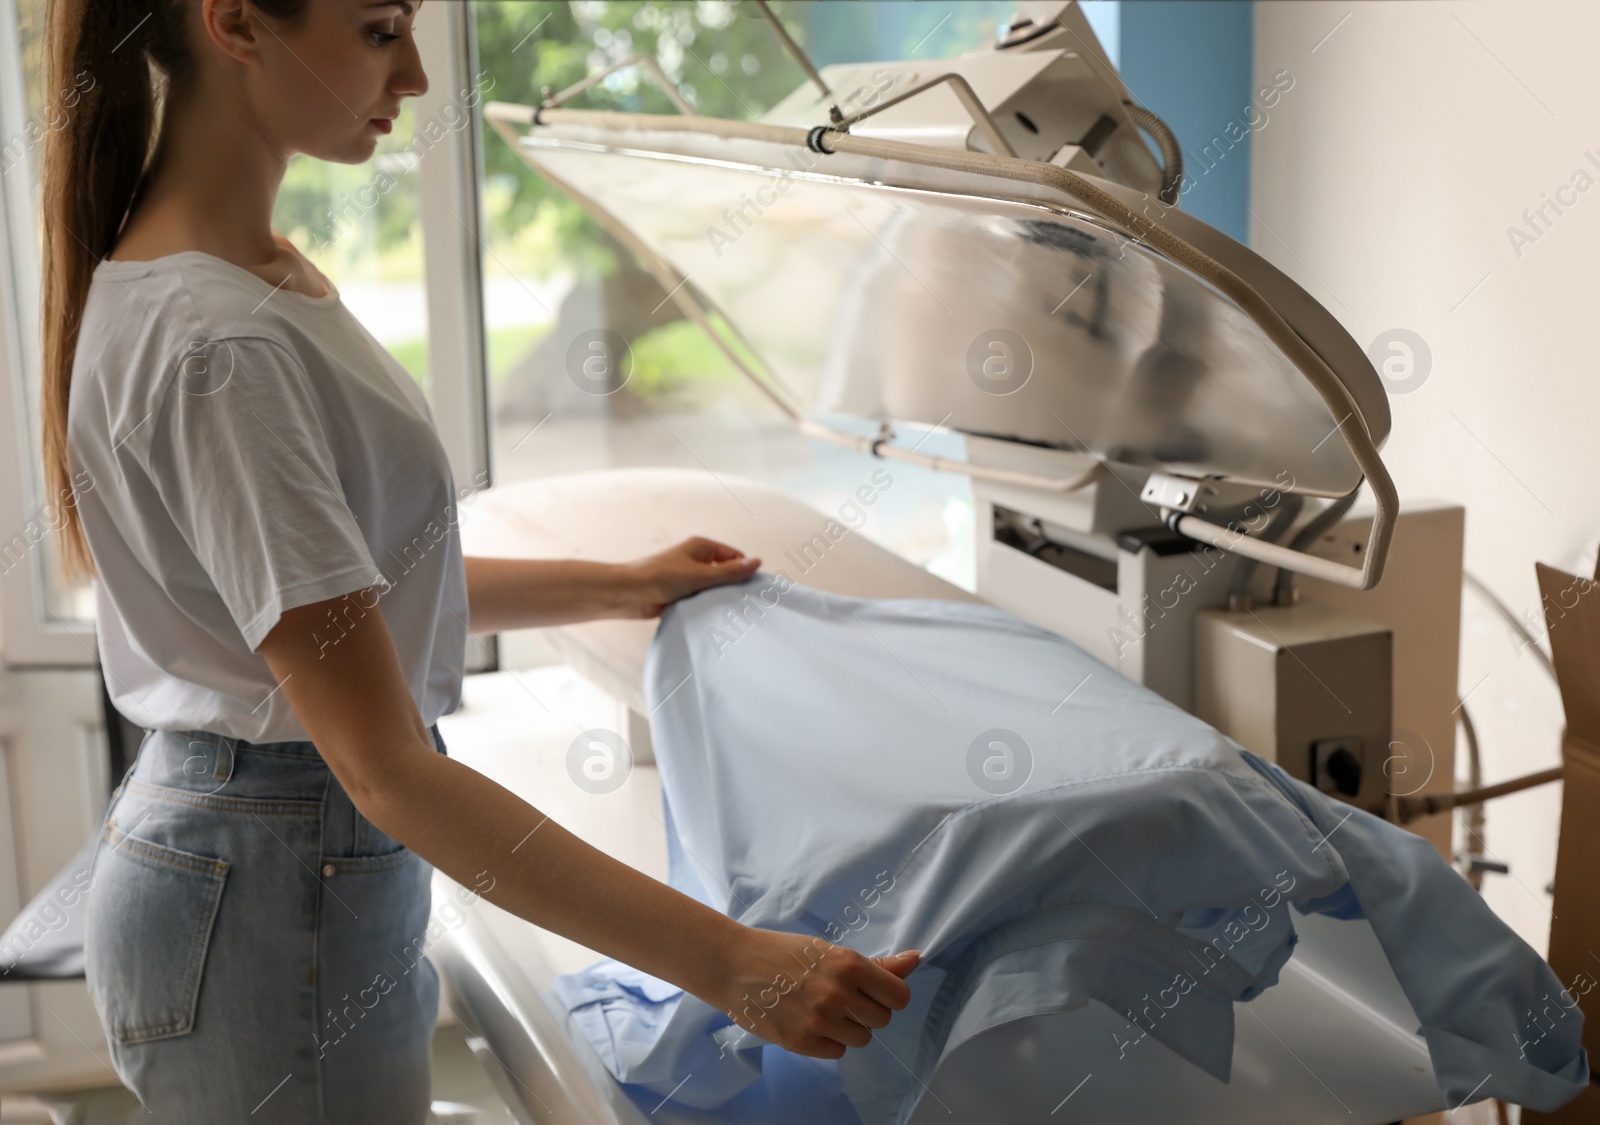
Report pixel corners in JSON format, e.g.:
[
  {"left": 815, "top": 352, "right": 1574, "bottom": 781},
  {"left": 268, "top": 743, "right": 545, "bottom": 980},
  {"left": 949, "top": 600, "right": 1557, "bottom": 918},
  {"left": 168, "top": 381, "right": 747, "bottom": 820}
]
[{"left": 430, "top": 3, "right": 1552, "bottom": 1121}]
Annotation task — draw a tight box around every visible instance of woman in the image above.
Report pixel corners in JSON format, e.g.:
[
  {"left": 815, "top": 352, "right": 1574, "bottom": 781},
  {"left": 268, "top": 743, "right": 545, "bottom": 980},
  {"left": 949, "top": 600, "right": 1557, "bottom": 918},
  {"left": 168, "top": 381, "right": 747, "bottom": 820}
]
[{"left": 39, "top": 0, "right": 920, "bottom": 1119}]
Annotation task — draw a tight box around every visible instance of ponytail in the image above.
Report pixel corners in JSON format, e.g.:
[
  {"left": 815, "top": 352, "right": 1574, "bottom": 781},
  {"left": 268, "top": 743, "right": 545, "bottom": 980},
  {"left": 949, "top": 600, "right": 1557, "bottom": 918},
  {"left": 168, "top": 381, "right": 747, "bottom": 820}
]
[{"left": 39, "top": 0, "right": 305, "bottom": 577}]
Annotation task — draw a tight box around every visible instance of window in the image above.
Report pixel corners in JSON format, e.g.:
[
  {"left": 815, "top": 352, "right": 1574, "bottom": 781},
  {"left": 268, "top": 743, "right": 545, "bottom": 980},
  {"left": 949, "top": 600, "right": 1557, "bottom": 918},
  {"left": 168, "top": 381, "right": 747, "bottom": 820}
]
[
  {"left": 470, "top": 1, "right": 1022, "bottom": 663},
  {"left": 2, "top": 0, "right": 1106, "bottom": 666},
  {"left": 273, "top": 114, "right": 432, "bottom": 391}
]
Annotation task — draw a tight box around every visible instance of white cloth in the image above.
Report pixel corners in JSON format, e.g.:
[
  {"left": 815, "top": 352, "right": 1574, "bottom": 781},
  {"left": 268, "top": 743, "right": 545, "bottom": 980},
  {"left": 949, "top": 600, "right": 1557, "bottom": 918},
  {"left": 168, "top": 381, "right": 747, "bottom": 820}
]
[{"left": 68, "top": 251, "right": 467, "bottom": 742}]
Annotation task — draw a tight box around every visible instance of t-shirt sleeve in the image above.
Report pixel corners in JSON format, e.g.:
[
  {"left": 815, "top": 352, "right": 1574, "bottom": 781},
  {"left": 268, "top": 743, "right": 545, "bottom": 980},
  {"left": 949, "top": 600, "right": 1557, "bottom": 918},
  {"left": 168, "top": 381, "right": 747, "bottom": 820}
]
[{"left": 144, "top": 335, "right": 390, "bottom": 651}]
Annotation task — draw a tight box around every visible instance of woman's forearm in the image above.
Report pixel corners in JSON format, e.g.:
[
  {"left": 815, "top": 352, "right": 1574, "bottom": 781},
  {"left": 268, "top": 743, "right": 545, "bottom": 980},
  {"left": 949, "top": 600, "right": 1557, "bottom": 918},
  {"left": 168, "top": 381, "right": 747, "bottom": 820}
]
[
  {"left": 262, "top": 594, "right": 740, "bottom": 1004},
  {"left": 463, "top": 555, "right": 642, "bottom": 633},
  {"left": 260, "top": 595, "right": 919, "bottom": 1058},
  {"left": 465, "top": 538, "right": 763, "bottom": 635},
  {"left": 366, "top": 737, "right": 743, "bottom": 1003}
]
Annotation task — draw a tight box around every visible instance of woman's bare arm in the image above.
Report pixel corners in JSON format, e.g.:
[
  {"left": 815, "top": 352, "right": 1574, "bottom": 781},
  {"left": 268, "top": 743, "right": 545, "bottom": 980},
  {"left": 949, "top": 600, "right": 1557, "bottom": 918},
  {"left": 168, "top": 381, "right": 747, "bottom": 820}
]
[
  {"left": 462, "top": 556, "right": 641, "bottom": 632},
  {"left": 463, "top": 536, "right": 762, "bottom": 634},
  {"left": 257, "top": 591, "right": 917, "bottom": 1058}
]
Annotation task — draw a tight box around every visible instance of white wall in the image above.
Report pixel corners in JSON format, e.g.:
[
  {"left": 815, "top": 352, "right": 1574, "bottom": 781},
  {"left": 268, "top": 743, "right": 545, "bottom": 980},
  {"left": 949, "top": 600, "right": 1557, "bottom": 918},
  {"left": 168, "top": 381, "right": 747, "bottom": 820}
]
[{"left": 1253, "top": 0, "right": 1599, "bottom": 953}]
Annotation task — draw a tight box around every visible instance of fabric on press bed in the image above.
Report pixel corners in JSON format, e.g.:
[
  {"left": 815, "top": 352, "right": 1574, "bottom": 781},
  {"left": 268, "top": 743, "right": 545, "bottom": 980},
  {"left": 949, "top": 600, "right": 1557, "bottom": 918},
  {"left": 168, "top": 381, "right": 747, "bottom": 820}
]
[{"left": 551, "top": 573, "right": 1588, "bottom": 1122}]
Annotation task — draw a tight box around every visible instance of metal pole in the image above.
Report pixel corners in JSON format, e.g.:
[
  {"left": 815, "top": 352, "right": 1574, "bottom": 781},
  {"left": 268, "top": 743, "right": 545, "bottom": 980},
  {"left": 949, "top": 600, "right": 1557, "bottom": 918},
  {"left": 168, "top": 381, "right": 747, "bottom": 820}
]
[
  {"left": 753, "top": 0, "right": 831, "bottom": 99},
  {"left": 1395, "top": 766, "right": 1564, "bottom": 824}
]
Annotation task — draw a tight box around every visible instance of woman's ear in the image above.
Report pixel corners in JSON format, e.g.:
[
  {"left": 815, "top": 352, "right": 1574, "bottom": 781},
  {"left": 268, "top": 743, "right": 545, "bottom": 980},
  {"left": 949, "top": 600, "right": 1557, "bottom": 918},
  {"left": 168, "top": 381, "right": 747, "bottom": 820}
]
[{"left": 200, "top": 0, "right": 267, "bottom": 67}]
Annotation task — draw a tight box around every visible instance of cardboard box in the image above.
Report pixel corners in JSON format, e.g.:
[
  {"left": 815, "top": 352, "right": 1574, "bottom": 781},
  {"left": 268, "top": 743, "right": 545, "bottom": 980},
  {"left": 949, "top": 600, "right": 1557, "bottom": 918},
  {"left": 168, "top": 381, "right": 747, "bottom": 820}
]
[{"left": 1522, "top": 561, "right": 1600, "bottom": 1123}]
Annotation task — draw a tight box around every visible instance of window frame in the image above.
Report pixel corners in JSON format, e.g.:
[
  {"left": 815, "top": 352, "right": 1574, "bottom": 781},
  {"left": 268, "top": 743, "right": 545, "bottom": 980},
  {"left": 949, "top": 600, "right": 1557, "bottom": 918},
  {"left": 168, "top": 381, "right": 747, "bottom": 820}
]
[
  {"left": 413, "top": 0, "right": 496, "bottom": 673},
  {"left": 414, "top": 0, "right": 493, "bottom": 498}
]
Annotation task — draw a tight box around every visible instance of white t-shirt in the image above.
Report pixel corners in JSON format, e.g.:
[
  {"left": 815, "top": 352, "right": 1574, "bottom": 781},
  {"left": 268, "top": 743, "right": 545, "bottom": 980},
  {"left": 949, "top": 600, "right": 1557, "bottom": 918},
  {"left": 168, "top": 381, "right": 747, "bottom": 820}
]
[{"left": 68, "top": 250, "right": 468, "bottom": 743}]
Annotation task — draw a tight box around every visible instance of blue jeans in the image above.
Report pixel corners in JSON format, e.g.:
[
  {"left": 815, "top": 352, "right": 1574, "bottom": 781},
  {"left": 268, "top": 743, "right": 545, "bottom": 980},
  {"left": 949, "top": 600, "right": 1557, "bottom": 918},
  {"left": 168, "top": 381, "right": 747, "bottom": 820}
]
[{"left": 84, "top": 727, "right": 446, "bottom": 1123}]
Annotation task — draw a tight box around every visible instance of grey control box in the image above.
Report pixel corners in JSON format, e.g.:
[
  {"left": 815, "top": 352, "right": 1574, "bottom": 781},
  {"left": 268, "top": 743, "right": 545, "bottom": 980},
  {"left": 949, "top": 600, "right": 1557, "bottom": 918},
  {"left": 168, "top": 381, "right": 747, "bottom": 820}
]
[{"left": 1193, "top": 603, "right": 1393, "bottom": 813}]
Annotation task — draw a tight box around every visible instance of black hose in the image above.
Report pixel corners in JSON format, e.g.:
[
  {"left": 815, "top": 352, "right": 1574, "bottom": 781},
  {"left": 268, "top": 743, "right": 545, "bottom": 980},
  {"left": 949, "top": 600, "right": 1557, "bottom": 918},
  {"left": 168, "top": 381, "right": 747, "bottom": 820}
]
[{"left": 1457, "top": 701, "right": 1486, "bottom": 892}]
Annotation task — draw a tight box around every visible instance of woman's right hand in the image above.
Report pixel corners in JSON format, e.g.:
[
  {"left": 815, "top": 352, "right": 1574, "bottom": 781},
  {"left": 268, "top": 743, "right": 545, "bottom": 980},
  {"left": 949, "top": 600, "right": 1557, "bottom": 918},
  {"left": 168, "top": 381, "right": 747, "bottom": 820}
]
[{"left": 709, "top": 927, "right": 921, "bottom": 1059}]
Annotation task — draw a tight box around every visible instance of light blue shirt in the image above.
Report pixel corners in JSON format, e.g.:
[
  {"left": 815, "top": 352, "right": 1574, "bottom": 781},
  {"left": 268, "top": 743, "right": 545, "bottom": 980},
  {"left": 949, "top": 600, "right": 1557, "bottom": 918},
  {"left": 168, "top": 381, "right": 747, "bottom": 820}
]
[{"left": 552, "top": 573, "right": 1587, "bottom": 1121}]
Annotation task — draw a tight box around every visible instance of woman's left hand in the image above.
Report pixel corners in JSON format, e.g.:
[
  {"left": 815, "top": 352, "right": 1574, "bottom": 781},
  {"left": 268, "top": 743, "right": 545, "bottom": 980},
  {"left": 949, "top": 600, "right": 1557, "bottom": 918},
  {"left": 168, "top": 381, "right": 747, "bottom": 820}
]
[{"left": 624, "top": 536, "right": 762, "bottom": 618}]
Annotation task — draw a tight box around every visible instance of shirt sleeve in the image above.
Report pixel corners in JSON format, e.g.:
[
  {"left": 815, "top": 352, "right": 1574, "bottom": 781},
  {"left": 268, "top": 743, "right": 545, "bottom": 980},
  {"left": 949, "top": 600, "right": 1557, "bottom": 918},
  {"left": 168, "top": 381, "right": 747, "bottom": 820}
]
[{"left": 143, "top": 335, "right": 390, "bottom": 651}]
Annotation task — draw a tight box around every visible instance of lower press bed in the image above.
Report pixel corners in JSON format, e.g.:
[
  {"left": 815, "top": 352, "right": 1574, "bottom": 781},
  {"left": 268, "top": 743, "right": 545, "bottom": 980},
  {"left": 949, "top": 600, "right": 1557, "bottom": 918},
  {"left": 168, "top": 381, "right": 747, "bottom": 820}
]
[{"left": 434, "top": 466, "right": 1446, "bottom": 1125}]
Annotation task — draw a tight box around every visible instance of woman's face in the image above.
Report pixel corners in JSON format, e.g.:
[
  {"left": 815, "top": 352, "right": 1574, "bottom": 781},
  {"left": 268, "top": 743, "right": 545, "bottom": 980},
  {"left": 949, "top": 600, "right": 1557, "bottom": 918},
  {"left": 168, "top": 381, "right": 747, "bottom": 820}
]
[{"left": 221, "top": 0, "right": 430, "bottom": 164}]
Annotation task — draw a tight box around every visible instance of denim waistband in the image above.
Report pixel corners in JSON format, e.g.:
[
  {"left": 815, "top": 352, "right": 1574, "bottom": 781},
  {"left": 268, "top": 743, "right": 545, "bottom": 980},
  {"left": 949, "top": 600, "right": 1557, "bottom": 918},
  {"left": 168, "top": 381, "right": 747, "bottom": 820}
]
[
  {"left": 163, "top": 724, "right": 448, "bottom": 759},
  {"left": 123, "top": 725, "right": 448, "bottom": 808}
]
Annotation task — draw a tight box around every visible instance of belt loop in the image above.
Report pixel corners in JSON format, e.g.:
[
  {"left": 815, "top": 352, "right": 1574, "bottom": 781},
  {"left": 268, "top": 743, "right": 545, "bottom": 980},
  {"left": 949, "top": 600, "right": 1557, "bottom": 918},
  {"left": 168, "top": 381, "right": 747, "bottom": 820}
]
[{"left": 212, "top": 738, "right": 235, "bottom": 783}]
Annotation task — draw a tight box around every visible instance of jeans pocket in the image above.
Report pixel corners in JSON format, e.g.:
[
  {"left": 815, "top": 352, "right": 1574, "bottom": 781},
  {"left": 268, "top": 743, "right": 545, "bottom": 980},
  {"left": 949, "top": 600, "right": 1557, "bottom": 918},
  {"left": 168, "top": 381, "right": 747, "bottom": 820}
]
[
  {"left": 352, "top": 811, "right": 406, "bottom": 861},
  {"left": 86, "top": 828, "right": 229, "bottom": 1045}
]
